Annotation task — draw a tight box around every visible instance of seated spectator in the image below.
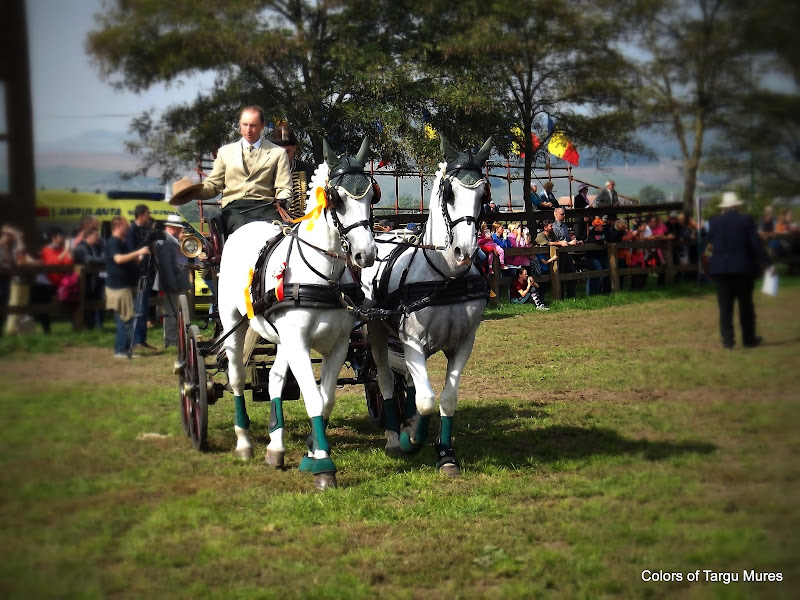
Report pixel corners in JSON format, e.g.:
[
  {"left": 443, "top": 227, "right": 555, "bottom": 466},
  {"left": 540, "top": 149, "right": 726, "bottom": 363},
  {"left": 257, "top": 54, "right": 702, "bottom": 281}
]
[
  {"left": 615, "top": 219, "right": 636, "bottom": 290},
  {"left": 584, "top": 218, "right": 608, "bottom": 295},
  {"left": 533, "top": 220, "right": 562, "bottom": 272},
  {"left": 529, "top": 184, "right": 540, "bottom": 210},
  {"left": 510, "top": 267, "right": 548, "bottom": 310},
  {"left": 483, "top": 200, "right": 501, "bottom": 217},
  {"left": 505, "top": 223, "right": 529, "bottom": 270},
  {"left": 539, "top": 181, "right": 558, "bottom": 208},
  {"left": 491, "top": 222, "right": 512, "bottom": 249},
  {"left": 478, "top": 222, "right": 506, "bottom": 272},
  {"left": 628, "top": 220, "right": 649, "bottom": 290}
]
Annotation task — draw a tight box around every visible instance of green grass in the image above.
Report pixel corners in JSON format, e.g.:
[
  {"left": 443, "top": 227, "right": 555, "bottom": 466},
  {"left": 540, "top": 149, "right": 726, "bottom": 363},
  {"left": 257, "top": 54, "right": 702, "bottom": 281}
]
[{"left": 1, "top": 281, "right": 798, "bottom": 598}]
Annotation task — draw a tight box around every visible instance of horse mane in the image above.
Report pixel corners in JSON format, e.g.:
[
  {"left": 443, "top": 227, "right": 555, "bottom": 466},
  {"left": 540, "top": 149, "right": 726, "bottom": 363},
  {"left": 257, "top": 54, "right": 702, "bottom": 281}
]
[{"left": 306, "top": 161, "right": 331, "bottom": 214}]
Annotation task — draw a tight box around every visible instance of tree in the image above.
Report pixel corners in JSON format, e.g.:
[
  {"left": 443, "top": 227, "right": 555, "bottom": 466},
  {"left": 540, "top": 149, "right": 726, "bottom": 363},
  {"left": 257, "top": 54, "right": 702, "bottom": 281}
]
[
  {"left": 638, "top": 185, "right": 666, "bottom": 203},
  {"left": 704, "top": 0, "right": 800, "bottom": 197},
  {"left": 628, "top": 0, "right": 753, "bottom": 212},
  {"left": 87, "top": 0, "right": 419, "bottom": 182},
  {"left": 405, "top": 0, "right": 644, "bottom": 223}
]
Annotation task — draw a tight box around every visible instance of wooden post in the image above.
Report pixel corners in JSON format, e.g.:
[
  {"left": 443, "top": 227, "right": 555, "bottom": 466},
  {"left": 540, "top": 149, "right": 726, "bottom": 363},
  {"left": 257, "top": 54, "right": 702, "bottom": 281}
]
[
  {"left": 4, "top": 277, "right": 29, "bottom": 335},
  {"left": 664, "top": 240, "right": 675, "bottom": 284},
  {"left": 550, "top": 246, "right": 561, "bottom": 300},
  {"left": 489, "top": 252, "right": 500, "bottom": 305},
  {"left": 72, "top": 265, "right": 86, "bottom": 332},
  {"left": 608, "top": 243, "right": 620, "bottom": 293}
]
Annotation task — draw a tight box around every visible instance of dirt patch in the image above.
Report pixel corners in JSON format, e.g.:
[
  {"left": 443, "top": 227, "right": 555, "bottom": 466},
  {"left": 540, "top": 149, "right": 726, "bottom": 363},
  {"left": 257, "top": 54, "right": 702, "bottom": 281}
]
[{"left": 4, "top": 345, "right": 180, "bottom": 391}]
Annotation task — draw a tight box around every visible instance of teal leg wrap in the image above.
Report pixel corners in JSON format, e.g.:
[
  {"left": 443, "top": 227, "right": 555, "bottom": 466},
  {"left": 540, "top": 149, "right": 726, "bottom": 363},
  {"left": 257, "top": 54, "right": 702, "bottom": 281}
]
[
  {"left": 300, "top": 418, "right": 331, "bottom": 472},
  {"left": 400, "top": 414, "right": 430, "bottom": 453},
  {"left": 403, "top": 385, "right": 417, "bottom": 421},
  {"left": 310, "top": 416, "right": 335, "bottom": 475},
  {"left": 383, "top": 397, "right": 400, "bottom": 433},
  {"left": 439, "top": 415, "right": 453, "bottom": 449},
  {"left": 269, "top": 398, "right": 284, "bottom": 433},
  {"left": 234, "top": 395, "right": 250, "bottom": 429}
]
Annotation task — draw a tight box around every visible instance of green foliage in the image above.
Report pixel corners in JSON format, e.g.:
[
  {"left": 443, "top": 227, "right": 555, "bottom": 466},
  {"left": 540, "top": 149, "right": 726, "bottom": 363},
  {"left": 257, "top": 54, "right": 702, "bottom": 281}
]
[{"left": 637, "top": 185, "right": 667, "bottom": 204}]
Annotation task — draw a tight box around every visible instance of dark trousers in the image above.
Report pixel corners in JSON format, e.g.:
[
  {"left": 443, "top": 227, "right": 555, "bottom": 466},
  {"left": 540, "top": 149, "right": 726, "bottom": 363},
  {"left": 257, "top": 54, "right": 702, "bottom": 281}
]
[
  {"left": 558, "top": 253, "right": 576, "bottom": 298},
  {"left": 715, "top": 274, "right": 756, "bottom": 346},
  {"left": 221, "top": 200, "right": 281, "bottom": 234}
]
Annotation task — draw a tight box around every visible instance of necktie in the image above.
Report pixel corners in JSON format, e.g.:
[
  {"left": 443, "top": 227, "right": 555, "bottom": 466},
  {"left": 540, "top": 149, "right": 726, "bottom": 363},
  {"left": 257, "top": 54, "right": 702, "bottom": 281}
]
[{"left": 245, "top": 145, "right": 257, "bottom": 174}]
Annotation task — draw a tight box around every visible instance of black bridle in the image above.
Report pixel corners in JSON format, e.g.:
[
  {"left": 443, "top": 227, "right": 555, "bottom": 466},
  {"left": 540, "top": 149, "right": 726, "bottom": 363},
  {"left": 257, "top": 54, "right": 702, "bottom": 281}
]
[
  {"left": 438, "top": 155, "right": 486, "bottom": 246},
  {"left": 327, "top": 162, "right": 375, "bottom": 254}
]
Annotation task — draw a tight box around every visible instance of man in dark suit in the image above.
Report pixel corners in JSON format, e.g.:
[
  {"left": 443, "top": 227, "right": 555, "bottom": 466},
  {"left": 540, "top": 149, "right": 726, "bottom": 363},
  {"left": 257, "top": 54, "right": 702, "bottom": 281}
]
[
  {"left": 270, "top": 123, "right": 316, "bottom": 219},
  {"left": 709, "top": 192, "right": 771, "bottom": 349},
  {"left": 154, "top": 215, "right": 191, "bottom": 348}
]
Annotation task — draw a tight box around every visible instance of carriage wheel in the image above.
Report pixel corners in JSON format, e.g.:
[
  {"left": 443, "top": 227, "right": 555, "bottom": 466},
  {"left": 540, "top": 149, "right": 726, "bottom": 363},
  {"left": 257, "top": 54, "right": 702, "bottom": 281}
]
[
  {"left": 177, "top": 294, "right": 191, "bottom": 436},
  {"left": 365, "top": 367, "right": 407, "bottom": 430},
  {"left": 185, "top": 325, "right": 209, "bottom": 451},
  {"left": 364, "top": 364, "right": 384, "bottom": 428}
]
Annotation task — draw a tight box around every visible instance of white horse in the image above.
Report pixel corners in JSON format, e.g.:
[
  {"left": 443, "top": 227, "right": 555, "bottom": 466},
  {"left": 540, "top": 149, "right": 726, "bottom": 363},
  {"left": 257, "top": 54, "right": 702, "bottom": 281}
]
[
  {"left": 217, "top": 138, "right": 377, "bottom": 489},
  {"left": 362, "top": 135, "right": 492, "bottom": 476}
]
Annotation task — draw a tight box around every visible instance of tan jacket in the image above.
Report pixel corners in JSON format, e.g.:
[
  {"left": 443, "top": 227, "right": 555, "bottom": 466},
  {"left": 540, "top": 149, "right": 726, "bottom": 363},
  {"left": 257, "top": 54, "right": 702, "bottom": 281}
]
[{"left": 199, "top": 140, "right": 292, "bottom": 207}]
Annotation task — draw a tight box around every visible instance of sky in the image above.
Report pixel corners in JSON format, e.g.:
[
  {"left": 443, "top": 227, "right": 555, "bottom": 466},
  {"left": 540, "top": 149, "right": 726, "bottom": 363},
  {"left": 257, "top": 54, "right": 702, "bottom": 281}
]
[{"left": 27, "top": 0, "right": 211, "bottom": 149}]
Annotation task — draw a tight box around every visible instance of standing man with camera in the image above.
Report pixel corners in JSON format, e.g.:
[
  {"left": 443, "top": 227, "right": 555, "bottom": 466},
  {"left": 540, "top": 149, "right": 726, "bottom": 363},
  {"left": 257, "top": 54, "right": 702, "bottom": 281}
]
[{"left": 126, "top": 205, "right": 157, "bottom": 350}]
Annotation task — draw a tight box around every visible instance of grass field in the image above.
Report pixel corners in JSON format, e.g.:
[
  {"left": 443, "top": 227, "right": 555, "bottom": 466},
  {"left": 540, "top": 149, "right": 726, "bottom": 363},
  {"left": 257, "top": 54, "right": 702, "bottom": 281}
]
[{"left": 1, "top": 278, "right": 798, "bottom": 599}]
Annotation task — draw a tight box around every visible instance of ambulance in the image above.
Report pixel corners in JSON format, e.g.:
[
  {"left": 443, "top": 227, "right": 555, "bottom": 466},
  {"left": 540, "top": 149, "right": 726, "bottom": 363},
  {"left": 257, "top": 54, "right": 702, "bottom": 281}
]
[{"left": 35, "top": 189, "right": 184, "bottom": 238}]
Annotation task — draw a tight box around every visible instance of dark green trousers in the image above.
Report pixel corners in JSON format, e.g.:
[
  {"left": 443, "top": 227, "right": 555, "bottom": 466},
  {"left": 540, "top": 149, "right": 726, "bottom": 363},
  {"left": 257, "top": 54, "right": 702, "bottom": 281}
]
[{"left": 221, "top": 200, "right": 282, "bottom": 234}]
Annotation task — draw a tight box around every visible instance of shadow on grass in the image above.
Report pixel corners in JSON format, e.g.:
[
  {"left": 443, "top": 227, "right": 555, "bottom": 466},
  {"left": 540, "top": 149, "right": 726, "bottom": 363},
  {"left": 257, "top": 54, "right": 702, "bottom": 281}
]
[{"left": 456, "top": 403, "right": 716, "bottom": 467}]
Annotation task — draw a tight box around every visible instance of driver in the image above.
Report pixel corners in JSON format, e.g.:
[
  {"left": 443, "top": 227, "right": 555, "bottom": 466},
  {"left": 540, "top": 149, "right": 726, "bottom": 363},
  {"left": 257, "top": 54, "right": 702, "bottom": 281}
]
[{"left": 180, "top": 105, "right": 293, "bottom": 234}]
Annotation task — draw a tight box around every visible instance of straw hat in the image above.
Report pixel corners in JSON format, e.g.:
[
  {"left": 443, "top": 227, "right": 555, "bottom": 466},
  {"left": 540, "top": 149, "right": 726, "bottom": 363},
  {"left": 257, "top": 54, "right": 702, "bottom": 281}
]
[
  {"left": 719, "top": 191, "right": 743, "bottom": 209},
  {"left": 170, "top": 177, "right": 204, "bottom": 206}
]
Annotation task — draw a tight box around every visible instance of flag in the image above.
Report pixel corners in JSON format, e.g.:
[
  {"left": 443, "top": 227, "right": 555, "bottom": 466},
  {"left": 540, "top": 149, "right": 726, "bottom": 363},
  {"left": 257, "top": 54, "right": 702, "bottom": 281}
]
[
  {"left": 548, "top": 131, "right": 580, "bottom": 166},
  {"left": 378, "top": 157, "right": 390, "bottom": 168},
  {"left": 510, "top": 125, "right": 541, "bottom": 158}
]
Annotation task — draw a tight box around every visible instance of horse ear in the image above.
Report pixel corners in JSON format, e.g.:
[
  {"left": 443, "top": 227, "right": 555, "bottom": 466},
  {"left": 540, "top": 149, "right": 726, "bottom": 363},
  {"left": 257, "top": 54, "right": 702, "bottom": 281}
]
[
  {"left": 355, "top": 137, "right": 370, "bottom": 166},
  {"left": 474, "top": 137, "right": 493, "bottom": 166},
  {"left": 440, "top": 134, "right": 459, "bottom": 163},
  {"left": 323, "top": 139, "right": 339, "bottom": 169}
]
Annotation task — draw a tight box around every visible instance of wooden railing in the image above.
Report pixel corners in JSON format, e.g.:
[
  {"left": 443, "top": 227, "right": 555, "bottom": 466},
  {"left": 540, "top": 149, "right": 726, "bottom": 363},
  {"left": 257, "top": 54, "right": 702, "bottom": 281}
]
[
  {"left": 487, "top": 239, "right": 700, "bottom": 303},
  {"left": 2, "top": 263, "right": 202, "bottom": 333}
]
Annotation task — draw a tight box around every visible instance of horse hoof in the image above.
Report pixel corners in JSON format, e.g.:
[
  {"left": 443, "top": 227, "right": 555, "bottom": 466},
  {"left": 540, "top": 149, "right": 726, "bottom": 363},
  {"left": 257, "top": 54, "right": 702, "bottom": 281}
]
[
  {"left": 400, "top": 430, "right": 424, "bottom": 455},
  {"left": 437, "top": 462, "right": 461, "bottom": 477},
  {"left": 314, "top": 472, "right": 337, "bottom": 490},
  {"left": 265, "top": 449, "right": 285, "bottom": 469},
  {"left": 385, "top": 430, "right": 402, "bottom": 456},
  {"left": 235, "top": 446, "right": 253, "bottom": 460}
]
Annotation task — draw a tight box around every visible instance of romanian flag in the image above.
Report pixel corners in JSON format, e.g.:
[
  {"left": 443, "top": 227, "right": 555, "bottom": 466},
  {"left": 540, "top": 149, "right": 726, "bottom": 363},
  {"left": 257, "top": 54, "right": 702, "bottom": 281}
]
[
  {"left": 510, "top": 125, "right": 541, "bottom": 158},
  {"left": 548, "top": 131, "right": 580, "bottom": 166}
]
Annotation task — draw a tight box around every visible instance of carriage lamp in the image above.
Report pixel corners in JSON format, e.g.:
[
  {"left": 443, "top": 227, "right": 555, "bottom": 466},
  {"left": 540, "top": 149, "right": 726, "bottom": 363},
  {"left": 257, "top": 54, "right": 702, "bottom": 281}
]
[{"left": 180, "top": 235, "right": 203, "bottom": 258}]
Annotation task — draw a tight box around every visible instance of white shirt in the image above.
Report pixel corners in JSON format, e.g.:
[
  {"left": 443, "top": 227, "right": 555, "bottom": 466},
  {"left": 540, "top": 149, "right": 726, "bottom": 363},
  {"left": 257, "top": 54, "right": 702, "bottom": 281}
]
[{"left": 241, "top": 138, "right": 263, "bottom": 151}]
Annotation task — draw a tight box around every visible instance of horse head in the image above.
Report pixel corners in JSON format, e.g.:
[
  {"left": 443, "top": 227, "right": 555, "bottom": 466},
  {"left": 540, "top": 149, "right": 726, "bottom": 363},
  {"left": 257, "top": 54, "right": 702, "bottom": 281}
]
[
  {"left": 434, "top": 135, "right": 493, "bottom": 269},
  {"left": 315, "top": 137, "right": 377, "bottom": 268}
]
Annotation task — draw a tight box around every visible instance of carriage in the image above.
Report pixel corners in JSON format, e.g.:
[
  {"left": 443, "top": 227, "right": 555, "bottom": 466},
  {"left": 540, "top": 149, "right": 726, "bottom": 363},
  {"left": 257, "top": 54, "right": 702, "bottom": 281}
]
[{"left": 172, "top": 134, "right": 492, "bottom": 488}]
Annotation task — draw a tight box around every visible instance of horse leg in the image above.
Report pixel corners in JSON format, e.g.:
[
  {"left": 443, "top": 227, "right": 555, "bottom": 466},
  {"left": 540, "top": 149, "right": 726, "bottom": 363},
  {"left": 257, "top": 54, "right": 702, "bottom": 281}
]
[
  {"left": 367, "top": 323, "right": 401, "bottom": 454},
  {"left": 283, "top": 338, "right": 337, "bottom": 490},
  {"left": 223, "top": 316, "right": 253, "bottom": 460},
  {"left": 399, "top": 341, "right": 434, "bottom": 454},
  {"left": 435, "top": 337, "right": 477, "bottom": 477},
  {"left": 265, "top": 346, "right": 289, "bottom": 468}
]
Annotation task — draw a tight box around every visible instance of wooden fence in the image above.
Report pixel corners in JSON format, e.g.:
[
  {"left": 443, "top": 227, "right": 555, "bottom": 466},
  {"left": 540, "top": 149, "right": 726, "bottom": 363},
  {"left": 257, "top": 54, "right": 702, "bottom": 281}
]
[
  {"left": 2, "top": 263, "right": 201, "bottom": 334},
  {"left": 488, "top": 239, "right": 699, "bottom": 303}
]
